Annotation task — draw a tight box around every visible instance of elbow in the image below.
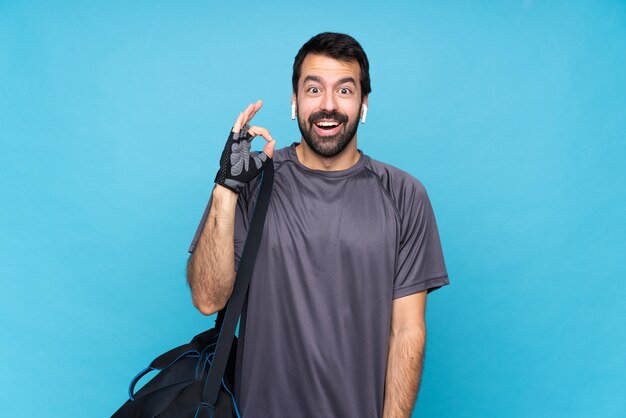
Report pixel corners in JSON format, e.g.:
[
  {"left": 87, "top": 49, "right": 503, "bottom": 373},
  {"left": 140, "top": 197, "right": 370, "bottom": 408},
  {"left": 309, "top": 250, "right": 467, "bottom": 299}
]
[
  {"left": 192, "top": 296, "right": 226, "bottom": 316},
  {"left": 194, "top": 300, "right": 224, "bottom": 316}
]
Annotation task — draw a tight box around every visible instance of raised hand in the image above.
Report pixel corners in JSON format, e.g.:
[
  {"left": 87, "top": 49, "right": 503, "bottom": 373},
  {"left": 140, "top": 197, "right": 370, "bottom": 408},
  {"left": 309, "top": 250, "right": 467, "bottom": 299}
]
[{"left": 214, "top": 100, "right": 276, "bottom": 194}]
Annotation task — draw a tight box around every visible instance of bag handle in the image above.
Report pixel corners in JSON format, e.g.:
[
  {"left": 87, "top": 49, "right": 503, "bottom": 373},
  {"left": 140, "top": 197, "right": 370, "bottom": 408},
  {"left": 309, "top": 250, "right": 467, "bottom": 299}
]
[{"left": 201, "top": 159, "right": 274, "bottom": 411}]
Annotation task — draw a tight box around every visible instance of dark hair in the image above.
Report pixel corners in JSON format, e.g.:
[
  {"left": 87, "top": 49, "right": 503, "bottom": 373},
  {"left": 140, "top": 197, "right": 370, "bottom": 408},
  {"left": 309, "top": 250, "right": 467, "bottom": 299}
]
[{"left": 292, "top": 32, "right": 371, "bottom": 98}]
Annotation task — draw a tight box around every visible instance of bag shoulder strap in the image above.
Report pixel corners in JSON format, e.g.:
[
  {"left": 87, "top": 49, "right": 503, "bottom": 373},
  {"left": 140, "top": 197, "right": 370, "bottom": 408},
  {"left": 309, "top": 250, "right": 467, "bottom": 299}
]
[{"left": 201, "top": 159, "right": 274, "bottom": 409}]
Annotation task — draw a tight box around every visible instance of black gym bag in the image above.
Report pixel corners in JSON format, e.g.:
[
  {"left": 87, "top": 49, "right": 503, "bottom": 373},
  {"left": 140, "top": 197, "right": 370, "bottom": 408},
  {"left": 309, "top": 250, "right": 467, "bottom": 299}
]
[{"left": 112, "top": 160, "right": 274, "bottom": 418}]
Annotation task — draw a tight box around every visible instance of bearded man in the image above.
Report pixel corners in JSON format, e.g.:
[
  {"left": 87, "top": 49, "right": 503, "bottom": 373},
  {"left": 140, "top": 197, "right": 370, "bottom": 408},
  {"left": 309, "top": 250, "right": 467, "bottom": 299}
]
[{"left": 187, "top": 32, "right": 450, "bottom": 418}]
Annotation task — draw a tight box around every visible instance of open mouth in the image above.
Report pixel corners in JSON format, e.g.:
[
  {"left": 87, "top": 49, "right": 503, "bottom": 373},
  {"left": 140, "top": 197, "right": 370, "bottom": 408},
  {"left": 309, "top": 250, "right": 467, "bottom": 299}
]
[{"left": 313, "top": 120, "right": 342, "bottom": 136}]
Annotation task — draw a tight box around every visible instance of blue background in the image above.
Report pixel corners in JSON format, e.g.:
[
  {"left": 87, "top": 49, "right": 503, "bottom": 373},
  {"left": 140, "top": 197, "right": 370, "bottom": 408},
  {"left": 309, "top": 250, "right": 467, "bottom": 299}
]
[{"left": 1, "top": 1, "right": 625, "bottom": 417}]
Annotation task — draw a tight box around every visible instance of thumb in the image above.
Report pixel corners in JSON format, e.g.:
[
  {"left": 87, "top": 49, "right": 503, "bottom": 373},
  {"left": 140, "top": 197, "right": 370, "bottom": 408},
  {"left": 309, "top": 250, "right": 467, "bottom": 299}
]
[{"left": 263, "top": 139, "right": 276, "bottom": 159}]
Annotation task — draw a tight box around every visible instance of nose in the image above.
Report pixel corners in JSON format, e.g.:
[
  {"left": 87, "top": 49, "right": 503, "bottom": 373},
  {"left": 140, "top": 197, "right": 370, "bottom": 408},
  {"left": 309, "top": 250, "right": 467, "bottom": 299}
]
[{"left": 320, "top": 90, "right": 338, "bottom": 112}]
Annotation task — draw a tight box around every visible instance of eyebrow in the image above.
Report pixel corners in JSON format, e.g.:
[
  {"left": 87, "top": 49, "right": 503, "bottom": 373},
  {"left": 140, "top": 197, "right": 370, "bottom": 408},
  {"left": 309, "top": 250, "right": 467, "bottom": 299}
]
[{"left": 303, "top": 75, "right": 357, "bottom": 86}]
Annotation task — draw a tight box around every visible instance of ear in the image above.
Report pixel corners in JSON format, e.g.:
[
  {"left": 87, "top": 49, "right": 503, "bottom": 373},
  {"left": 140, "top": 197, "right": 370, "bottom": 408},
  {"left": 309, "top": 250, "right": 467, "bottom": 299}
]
[{"left": 361, "top": 95, "right": 369, "bottom": 123}]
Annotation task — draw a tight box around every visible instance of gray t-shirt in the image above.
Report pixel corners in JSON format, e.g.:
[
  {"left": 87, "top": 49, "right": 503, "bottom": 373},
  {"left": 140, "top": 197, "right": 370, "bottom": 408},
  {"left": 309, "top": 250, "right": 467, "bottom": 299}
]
[{"left": 189, "top": 142, "right": 449, "bottom": 417}]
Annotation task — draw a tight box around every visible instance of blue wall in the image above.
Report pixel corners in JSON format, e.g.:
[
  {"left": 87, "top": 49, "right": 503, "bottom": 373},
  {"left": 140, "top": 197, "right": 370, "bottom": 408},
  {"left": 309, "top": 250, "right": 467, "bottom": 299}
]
[{"left": 1, "top": 1, "right": 625, "bottom": 416}]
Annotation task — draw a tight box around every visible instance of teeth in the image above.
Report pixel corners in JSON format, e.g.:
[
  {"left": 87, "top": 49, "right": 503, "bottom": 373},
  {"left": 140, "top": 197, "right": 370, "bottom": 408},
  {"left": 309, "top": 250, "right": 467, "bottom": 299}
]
[{"left": 316, "top": 121, "right": 339, "bottom": 127}]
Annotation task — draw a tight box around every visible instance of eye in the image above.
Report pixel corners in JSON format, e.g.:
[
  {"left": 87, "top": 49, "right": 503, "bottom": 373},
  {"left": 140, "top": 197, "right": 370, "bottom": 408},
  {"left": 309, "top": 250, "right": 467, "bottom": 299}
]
[
  {"left": 307, "top": 86, "right": 321, "bottom": 94},
  {"left": 339, "top": 87, "right": 352, "bottom": 95}
]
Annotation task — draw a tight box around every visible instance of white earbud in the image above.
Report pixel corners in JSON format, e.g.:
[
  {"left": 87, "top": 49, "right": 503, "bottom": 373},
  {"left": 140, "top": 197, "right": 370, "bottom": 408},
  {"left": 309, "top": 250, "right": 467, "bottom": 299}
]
[
  {"left": 361, "top": 104, "right": 368, "bottom": 124},
  {"left": 291, "top": 103, "right": 296, "bottom": 120}
]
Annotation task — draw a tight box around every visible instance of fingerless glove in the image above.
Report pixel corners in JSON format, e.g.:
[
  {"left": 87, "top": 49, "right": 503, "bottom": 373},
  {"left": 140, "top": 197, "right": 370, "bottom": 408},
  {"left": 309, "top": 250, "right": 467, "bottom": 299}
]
[{"left": 214, "top": 124, "right": 270, "bottom": 194}]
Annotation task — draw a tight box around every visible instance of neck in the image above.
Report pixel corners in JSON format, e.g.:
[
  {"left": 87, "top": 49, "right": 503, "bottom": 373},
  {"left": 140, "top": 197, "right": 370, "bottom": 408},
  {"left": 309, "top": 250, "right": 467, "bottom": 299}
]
[{"left": 295, "top": 137, "right": 360, "bottom": 171}]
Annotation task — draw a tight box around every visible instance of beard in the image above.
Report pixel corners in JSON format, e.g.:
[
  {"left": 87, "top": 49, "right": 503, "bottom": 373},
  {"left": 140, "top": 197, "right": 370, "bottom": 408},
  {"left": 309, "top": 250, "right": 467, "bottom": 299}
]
[{"left": 297, "top": 105, "right": 361, "bottom": 158}]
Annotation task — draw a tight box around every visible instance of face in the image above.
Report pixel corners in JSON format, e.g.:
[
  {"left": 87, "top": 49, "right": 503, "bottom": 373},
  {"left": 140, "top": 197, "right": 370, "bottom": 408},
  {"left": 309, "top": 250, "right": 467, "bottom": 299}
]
[{"left": 294, "top": 54, "right": 367, "bottom": 158}]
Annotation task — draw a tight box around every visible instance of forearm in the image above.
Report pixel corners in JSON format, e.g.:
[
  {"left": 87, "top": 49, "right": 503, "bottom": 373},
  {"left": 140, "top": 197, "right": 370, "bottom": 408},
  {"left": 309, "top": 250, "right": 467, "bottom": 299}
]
[
  {"left": 186, "top": 185, "right": 238, "bottom": 315},
  {"left": 382, "top": 328, "right": 426, "bottom": 418}
]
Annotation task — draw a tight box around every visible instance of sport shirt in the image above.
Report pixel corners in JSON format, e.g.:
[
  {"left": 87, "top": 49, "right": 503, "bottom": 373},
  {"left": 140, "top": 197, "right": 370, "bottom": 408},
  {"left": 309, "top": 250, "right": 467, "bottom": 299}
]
[{"left": 189, "top": 142, "right": 449, "bottom": 417}]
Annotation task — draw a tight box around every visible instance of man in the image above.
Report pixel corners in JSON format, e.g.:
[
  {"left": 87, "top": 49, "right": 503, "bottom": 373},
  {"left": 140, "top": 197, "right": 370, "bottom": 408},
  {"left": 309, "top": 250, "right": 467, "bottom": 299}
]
[{"left": 187, "top": 32, "right": 449, "bottom": 418}]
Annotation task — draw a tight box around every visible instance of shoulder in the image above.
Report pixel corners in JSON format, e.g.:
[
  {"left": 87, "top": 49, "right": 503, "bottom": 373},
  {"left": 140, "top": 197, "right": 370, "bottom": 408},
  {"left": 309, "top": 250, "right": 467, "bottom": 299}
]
[
  {"left": 364, "top": 156, "right": 438, "bottom": 243},
  {"left": 271, "top": 143, "right": 293, "bottom": 166},
  {"left": 364, "top": 156, "right": 429, "bottom": 207}
]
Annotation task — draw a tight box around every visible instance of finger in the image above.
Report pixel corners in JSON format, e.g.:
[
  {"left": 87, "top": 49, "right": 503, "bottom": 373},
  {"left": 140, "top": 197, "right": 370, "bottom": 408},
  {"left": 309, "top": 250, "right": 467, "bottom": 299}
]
[
  {"left": 262, "top": 139, "right": 276, "bottom": 159},
  {"left": 233, "top": 112, "right": 244, "bottom": 133},
  {"left": 241, "top": 103, "right": 256, "bottom": 127},
  {"left": 246, "top": 99, "right": 264, "bottom": 124},
  {"left": 247, "top": 126, "right": 273, "bottom": 142}
]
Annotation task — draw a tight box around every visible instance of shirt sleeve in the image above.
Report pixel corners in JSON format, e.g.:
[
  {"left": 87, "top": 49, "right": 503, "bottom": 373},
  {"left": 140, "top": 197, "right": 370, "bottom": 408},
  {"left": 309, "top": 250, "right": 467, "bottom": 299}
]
[
  {"left": 393, "top": 179, "right": 449, "bottom": 299},
  {"left": 187, "top": 186, "right": 252, "bottom": 272}
]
